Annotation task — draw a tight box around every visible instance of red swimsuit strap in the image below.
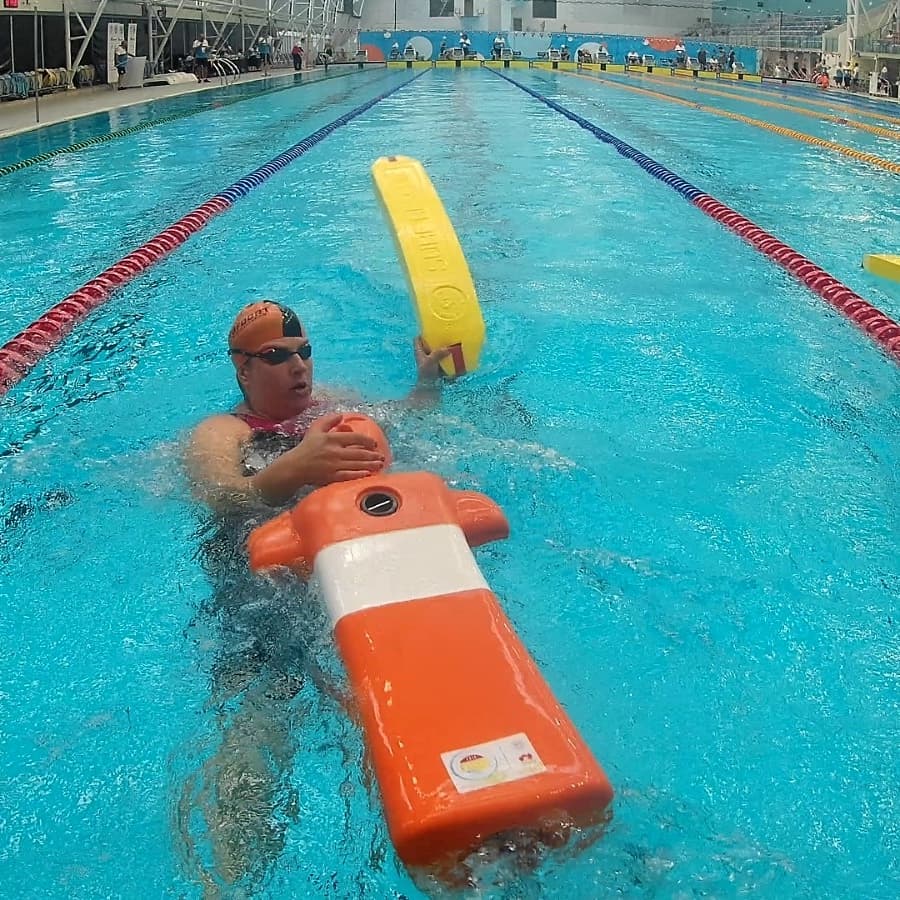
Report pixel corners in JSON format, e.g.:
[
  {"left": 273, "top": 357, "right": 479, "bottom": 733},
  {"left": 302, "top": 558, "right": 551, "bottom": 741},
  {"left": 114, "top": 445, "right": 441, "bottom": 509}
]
[{"left": 232, "top": 412, "right": 306, "bottom": 436}]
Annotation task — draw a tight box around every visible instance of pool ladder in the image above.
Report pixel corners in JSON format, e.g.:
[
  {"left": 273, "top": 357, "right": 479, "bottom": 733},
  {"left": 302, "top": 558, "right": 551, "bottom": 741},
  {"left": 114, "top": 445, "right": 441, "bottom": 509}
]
[{"left": 210, "top": 58, "right": 241, "bottom": 86}]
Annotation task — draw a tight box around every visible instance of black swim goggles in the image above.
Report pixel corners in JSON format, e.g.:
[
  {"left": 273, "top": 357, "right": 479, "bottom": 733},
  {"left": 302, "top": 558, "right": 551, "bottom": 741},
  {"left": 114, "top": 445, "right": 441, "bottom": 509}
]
[{"left": 230, "top": 344, "right": 312, "bottom": 365}]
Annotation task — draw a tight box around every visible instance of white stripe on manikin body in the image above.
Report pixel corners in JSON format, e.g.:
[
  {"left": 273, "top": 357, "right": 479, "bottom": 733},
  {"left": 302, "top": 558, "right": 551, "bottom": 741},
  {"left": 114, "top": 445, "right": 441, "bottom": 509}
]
[{"left": 313, "top": 524, "right": 489, "bottom": 624}]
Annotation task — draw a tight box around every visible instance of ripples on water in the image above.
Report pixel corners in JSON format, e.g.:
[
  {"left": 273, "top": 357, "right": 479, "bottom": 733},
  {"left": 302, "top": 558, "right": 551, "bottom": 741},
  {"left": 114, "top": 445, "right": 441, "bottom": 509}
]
[{"left": 1, "top": 68, "right": 899, "bottom": 898}]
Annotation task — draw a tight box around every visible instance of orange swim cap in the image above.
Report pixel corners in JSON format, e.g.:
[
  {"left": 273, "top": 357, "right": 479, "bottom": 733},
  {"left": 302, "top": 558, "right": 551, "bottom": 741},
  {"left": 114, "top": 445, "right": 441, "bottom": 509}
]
[{"left": 228, "top": 301, "right": 304, "bottom": 357}]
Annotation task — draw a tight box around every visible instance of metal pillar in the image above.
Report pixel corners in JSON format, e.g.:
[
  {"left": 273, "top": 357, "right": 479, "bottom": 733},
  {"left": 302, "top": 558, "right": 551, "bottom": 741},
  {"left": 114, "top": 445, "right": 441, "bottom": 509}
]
[
  {"left": 888, "top": 0, "right": 900, "bottom": 49},
  {"left": 847, "top": 0, "right": 859, "bottom": 58},
  {"left": 33, "top": 9, "right": 40, "bottom": 123},
  {"left": 293, "top": 1, "right": 340, "bottom": 38},
  {"left": 63, "top": 0, "right": 73, "bottom": 88},
  {"left": 71, "top": 0, "right": 110, "bottom": 72},
  {"left": 182, "top": 0, "right": 295, "bottom": 55},
  {"left": 148, "top": 2, "right": 155, "bottom": 73},
  {"left": 152, "top": 0, "right": 188, "bottom": 70},
  {"left": 210, "top": 6, "right": 237, "bottom": 50}
]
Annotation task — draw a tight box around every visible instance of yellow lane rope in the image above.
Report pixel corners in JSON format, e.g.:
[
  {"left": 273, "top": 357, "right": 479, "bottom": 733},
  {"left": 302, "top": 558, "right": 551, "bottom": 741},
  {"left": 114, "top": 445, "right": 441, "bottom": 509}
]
[
  {"left": 651, "top": 80, "right": 900, "bottom": 141},
  {"left": 690, "top": 76, "right": 900, "bottom": 127},
  {"left": 560, "top": 70, "right": 900, "bottom": 176}
]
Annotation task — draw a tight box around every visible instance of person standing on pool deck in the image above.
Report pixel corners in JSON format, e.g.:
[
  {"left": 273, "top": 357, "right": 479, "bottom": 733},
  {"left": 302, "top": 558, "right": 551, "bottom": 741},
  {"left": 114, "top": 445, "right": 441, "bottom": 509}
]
[
  {"left": 258, "top": 34, "right": 272, "bottom": 75},
  {"left": 114, "top": 42, "right": 129, "bottom": 89},
  {"left": 180, "top": 302, "right": 449, "bottom": 889},
  {"left": 192, "top": 36, "right": 210, "bottom": 82}
]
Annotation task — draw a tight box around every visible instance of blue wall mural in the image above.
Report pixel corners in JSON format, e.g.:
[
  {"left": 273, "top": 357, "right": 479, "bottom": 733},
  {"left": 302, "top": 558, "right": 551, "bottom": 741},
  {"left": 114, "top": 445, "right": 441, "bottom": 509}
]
[{"left": 358, "top": 30, "right": 759, "bottom": 73}]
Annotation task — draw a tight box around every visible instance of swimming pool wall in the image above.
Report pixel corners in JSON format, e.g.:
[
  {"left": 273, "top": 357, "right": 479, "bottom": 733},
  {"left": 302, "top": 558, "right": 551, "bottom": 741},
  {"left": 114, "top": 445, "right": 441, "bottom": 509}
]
[{"left": 359, "top": 30, "right": 758, "bottom": 72}]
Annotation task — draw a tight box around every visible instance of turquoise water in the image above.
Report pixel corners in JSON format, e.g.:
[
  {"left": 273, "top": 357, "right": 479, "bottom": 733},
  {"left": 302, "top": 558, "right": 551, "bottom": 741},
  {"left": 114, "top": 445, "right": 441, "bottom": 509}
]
[
  {"left": 1, "top": 68, "right": 899, "bottom": 898},
  {"left": 0, "top": 75, "right": 317, "bottom": 167},
  {"left": 0, "top": 70, "right": 397, "bottom": 344},
  {"left": 529, "top": 70, "right": 900, "bottom": 318}
]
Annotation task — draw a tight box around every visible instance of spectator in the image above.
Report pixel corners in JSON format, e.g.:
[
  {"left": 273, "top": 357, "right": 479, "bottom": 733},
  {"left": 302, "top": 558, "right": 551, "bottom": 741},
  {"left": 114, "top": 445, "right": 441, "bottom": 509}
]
[
  {"left": 193, "top": 36, "right": 210, "bottom": 82},
  {"left": 258, "top": 34, "right": 272, "bottom": 75},
  {"left": 114, "top": 41, "right": 129, "bottom": 89},
  {"left": 291, "top": 42, "right": 304, "bottom": 71}
]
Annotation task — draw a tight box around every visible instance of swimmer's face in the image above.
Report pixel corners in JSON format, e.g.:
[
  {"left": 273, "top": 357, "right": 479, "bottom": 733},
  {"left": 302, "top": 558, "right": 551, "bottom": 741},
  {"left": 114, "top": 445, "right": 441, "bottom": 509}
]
[{"left": 237, "top": 333, "right": 314, "bottom": 420}]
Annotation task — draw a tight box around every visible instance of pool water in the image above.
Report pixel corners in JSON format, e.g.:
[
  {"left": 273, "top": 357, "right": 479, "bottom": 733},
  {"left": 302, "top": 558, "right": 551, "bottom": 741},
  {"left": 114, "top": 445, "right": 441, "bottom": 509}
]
[{"left": 1, "top": 68, "right": 898, "bottom": 899}]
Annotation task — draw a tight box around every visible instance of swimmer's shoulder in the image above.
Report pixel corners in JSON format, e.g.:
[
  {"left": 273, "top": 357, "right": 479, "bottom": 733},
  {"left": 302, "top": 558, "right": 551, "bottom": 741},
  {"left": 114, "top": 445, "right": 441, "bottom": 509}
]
[
  {"left": 190, "top": 411, "right": 253, "bottom": 451},
  {"left": 185, "top": 413, "right": 255, "bottom": 495}
]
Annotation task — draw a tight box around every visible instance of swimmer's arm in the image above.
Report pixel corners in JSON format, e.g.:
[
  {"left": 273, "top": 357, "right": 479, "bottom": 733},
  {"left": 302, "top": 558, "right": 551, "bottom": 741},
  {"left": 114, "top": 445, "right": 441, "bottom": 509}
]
[
  {"left": 406, "top": 337, "right": 451, "bottom": 409},
  {"left": 186, "top": 415, "right": 311, "bottom": 511},
  {"left": 187, "top": 413, "right": 383, "bottom": 511},
  {"left": 186, "top": 416, "right": 263, "bottom": 511},
  {"left": 405, "top": 380, "right": 442, "bottom": 409},
  {"left": 347, "top": 340, "right": 448, "bottom": 411}
]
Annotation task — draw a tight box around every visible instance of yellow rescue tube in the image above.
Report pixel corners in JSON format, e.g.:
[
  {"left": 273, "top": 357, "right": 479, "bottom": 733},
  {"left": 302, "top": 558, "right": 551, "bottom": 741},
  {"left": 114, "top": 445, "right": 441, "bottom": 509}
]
[
  {"left": 863, "top": 254, "right": 900, "bottom": 284},
  {"left": 372, "top": 155, "right": 485, "bottom": 377}
]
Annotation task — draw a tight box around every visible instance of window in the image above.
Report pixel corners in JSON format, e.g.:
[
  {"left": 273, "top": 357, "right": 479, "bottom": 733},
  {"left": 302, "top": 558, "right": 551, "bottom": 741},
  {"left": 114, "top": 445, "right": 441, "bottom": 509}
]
[
  {"left": 430, "top": 0, "right": 454, "bottom": 16},
  {"left": 533, "top": 0, "right": 557, "bottom": 17},
  {"left": 342, "top": 0, "right": 353, "bottom": 12},
  {"left": 513, "top": 17, "right": 523, "bottom": 30},
  {"left": 464, "top": 0, "right": 474, "bottom": 15}
]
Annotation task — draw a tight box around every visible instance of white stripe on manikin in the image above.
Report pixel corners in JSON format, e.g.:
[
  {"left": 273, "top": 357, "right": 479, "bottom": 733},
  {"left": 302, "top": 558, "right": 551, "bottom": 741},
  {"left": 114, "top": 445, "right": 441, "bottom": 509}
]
[{"left": 313, "top": 523, "right": 489, "bottom": 624}]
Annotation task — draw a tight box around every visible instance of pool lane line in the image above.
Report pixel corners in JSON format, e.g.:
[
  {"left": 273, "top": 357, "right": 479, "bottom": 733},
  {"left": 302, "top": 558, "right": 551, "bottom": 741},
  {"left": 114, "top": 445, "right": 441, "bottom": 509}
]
[
  {"left": 630, "top": 77, "right": 900, "bottom": 141},
  {"left": 0, "top": 67, "right": 375, "bottom": 180},
  {"left": 562, "top": 69, "right": 900, "bottom": 177},
  {"left": 626, "top": 66, "right": 900, "bottom": 126},
  {"left": 0, "top": 71, "right": 427, "bottom": 397},
  {"left": 488, "top": 69, "right": 900, "bottom": 364},
  {"left": 689, "top": 76, "right": 900, "bottom": 127}
]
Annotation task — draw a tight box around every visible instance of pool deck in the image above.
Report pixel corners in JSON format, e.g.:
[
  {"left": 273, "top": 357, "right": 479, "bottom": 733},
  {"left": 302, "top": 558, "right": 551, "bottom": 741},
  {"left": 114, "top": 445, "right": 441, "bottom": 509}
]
[
  {"left": 0, "top": 66, "right": 335, "bottom": 139},
  {"left": 3, "top": 61, "right": 895, "bottom": 143}
]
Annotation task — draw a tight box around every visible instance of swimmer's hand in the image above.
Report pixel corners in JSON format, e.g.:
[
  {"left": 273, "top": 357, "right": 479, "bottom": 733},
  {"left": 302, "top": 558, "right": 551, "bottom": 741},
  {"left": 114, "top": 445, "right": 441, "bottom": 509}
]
[
  {"left": 252, "top": 413, "right": 385, "bottom": 502},
  {"left": 405, "top": 337, "right": 451, "bottom": 410},
  {"left": 414, "top": 336, "right": 451, "bottom": 382}
]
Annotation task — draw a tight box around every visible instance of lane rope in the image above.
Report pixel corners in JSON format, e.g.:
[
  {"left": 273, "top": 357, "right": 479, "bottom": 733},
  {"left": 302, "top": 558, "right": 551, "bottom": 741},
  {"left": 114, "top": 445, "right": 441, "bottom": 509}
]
[
  {"left": 565, "top": 70, "right": 900, "bottom": 176},
  {"left": 698, "top": 76, "right": 900, "bottom": 127},
  {"left": 489, "top": 69, "right": 900, "bottom": 363},
  {"left": 0, "top": 71, "right": 426, "bottom": 397},
  {"left": 0, "top": 68, "right": 370, "bottom": 180},
  {"left": 642, "top": 78, "right": 900, "bottom": 141}
]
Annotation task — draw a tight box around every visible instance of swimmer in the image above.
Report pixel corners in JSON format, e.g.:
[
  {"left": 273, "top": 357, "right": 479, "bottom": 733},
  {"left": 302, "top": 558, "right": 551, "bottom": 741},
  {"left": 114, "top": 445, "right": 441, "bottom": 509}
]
[
  {"left": 178, "top": 301, "right": 449, "bottom": 892},
  {"left": 188, "top": 300, "right": 450, "bottom": 512}
]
